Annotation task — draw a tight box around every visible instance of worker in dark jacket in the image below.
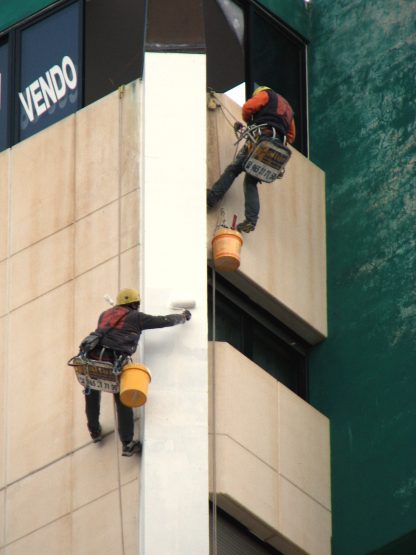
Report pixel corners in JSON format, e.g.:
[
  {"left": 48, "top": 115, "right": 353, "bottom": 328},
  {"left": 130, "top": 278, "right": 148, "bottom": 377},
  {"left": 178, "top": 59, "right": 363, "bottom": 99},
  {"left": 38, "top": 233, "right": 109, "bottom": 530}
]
[
  {"left": 207, "top": 86, "right": 296, "bottom": 233},
  {"left": 81, "top": 287, "right": 191, "bottom": 456}
]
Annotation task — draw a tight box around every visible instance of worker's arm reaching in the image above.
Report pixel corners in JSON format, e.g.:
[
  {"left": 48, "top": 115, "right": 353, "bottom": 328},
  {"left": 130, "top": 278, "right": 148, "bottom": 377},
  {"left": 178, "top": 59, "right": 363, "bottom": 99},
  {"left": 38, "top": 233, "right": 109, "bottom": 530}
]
[
  {"left": 93, "top": 305, "right": 191, "bottom": 355},
  {"left": 139, "top": 309, "right": 191, "bottom": 330}
]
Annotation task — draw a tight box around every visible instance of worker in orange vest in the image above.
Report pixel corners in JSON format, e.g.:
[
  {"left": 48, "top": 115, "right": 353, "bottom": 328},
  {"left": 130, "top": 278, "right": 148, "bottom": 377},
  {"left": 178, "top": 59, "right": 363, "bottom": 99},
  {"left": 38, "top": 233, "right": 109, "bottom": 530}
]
[{"left": 207, "top": 86, "right": 296, "bottom": 233}]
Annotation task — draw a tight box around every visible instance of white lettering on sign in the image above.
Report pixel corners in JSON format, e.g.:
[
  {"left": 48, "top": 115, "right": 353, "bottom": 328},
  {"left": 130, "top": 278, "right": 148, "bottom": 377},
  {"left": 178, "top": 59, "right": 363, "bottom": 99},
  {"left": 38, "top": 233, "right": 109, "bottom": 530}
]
[{"left": 18, "top": 56, "right": 78, "bottom": 123}]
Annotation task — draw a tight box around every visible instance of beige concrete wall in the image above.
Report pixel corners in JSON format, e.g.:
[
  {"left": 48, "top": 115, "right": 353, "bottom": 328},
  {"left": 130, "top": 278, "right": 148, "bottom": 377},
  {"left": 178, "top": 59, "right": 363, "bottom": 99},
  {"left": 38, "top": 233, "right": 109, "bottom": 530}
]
[
  {"left": 207, "top": 94, "right": 327, "bottom": 344},
  {"left": 0, "top": 81, "right": 141, "bottom": 554},
  {"left": 209, "top": 342, "right": 331, "bottom": 555}
]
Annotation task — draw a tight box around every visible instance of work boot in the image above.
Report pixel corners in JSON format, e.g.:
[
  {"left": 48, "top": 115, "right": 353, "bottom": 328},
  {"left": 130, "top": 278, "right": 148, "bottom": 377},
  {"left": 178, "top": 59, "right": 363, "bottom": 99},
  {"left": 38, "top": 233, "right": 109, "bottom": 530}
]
[
  {"left": 89, "top": 424, "right": 102, "bottom": 443},
  {"left": 236, "top": 220, "right": 256, "bottom": 233},
  {"left": 122, "top": 440, "right": 142, "bottom": 457},
  {"left": 207, "top": 189, "right": 218, "bottom": 209}
]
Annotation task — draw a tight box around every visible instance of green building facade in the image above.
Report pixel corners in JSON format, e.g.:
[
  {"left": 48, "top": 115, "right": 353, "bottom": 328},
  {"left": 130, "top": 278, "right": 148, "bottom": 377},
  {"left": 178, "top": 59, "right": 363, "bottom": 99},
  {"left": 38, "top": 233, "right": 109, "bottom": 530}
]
[
  {"left": 260, "top": 0, "right": 416, "bottom": 551},
  {"left": 308, "top": 2, "right": 416, "bottom": 554},
  {"left": 0, "top": 0, "right": 55, "bottom": 31}
]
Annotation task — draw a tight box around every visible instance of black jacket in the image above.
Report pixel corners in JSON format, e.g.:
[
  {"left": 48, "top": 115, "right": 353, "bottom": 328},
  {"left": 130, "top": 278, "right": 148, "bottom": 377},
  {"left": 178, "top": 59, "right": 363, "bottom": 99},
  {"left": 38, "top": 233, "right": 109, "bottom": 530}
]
[{"left": 95, "top": 305, "right": 184, "bottom": 355}]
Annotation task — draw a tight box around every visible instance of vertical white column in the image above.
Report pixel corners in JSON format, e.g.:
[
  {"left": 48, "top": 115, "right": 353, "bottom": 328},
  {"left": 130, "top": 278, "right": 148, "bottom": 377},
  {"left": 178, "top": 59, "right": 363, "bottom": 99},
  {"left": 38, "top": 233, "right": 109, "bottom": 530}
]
[{"left": 141, "top": 52, "right": 209, "bottom": 555}]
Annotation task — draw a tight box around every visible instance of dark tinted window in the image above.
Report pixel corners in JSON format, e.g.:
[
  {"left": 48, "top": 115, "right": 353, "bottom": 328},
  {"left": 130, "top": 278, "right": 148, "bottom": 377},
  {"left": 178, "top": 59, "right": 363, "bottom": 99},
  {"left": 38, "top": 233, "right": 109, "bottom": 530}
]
[
  {"left": 210, "top": 506, "right": 284, "bottom": 555},
  {"left": 204, "top": 0, "right": 308, "bottom": 155},
  {"left": 208, "top": 272, "right": 309, "bottom": 399},
  {"left": 0, "top": 40, "right": 9, "bottom": 150},
  {"left": 18, "top": 1, "right": 82, "bottom": 141},
  {"left": 84, "top": 0, "right": 145, "bottom": 106},
  {"left": 204, "top": 0, "right": 245, "bottom": 94},
  {"left": 249, "top": 9, "right": 307, "bottom": 153},
  {"left": 251, "top": 321, "right": 300, "bottom": 391}
]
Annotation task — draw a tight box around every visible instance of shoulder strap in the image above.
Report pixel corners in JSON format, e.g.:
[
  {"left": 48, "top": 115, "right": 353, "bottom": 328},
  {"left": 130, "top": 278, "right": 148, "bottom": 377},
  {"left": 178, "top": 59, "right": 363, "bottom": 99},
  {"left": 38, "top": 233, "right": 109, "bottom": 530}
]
[{"left": 99, "top": 307, "right": 129, "bottom": 339}]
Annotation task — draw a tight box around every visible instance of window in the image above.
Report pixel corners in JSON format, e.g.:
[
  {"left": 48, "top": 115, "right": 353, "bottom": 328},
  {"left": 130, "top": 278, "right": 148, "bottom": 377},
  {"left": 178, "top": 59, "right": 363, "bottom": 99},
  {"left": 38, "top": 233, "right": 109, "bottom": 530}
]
[
  {"left": 210, "top": 506, "right": 284, "bottom": 555},
  {"left": 204, "top": 0, "right": 308, "bottom": 155},
  {"left": 0, "top": 39, "right": 9, "bottom": 151},
  {"left": 84, "top": 0, "right": 145, "bottom": 106},
  {"left": 0, "top": 0, "right": 145, "bottom": 151},
  {"left": 204, "top": 0, "right": 245, "bottom": 95},
  {"left": 249, "top": 7, "right": 308, "bottom": 154},
  {"left": 208, "top": 271, "right": 309, "bottom": 400}
]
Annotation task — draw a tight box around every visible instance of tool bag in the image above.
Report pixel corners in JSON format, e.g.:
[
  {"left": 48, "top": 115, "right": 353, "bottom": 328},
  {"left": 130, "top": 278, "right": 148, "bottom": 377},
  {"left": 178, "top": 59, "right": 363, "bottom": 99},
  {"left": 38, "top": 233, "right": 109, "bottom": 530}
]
[
  {"left": 79, "top": 331, "right": 103, "bottom": 353},
  {"left": 68, "top": 309, "right": 129, "bottom": 393},
  {"left": 243, "top": 136, "right": 291, "bottom": 183}
]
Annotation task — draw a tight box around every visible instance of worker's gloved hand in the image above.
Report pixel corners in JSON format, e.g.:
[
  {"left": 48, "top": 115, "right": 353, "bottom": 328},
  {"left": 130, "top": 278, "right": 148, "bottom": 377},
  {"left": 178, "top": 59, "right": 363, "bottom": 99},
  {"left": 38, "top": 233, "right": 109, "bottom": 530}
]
[
  {"left": 182, "top": 310, "right": 192, "bottom": 322},
  {"left": 233, "top": 121, "right": 243, "bottom": 132}
]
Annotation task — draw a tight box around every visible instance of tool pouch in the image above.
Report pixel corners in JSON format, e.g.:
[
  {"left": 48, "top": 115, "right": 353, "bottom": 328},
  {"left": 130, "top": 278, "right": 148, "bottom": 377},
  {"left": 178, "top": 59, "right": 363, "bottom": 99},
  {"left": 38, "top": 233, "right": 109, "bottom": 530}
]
[{"left": 79, "top": 331, "right": 103, "bottom": 354}]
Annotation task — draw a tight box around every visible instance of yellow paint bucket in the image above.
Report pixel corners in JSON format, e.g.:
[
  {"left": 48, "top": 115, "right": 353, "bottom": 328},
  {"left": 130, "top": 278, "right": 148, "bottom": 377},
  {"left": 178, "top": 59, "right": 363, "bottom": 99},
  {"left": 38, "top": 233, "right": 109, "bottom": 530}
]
[
  {"left": 212, "top": 228, "right": 243, "bottom": 272},
  {"left": 120, "top": 363, "right": 152, "bottom": 408}
]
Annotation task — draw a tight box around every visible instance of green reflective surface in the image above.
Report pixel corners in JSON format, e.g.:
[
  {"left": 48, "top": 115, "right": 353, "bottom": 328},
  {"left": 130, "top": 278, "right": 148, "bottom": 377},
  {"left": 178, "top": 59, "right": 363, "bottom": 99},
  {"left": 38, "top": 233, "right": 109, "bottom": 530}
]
[
  {"left": 309, "top": 2, "right": 416, "bottom": 554},
  {"left": 0, "top": 0, "right": 57, "bottom": 32}
]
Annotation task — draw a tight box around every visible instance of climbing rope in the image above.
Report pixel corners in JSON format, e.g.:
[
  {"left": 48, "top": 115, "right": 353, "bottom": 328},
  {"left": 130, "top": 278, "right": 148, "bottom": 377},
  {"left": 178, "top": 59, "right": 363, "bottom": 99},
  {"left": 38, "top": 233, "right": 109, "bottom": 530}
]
[
  {"left": 207, "top": 90, "right": 243, "bottom": 230},
  {"left": 208, "top": 88, "right": 239, "bottom": 128},
  {"left": 208, "top": 89, "right": 241, "bottom": 162},
  {"left": 114, "top": 86, "right": 126, "bottom": 555},
  {"left": 211, "top": 265, "right": 218, "bottom": 555},
  {"left": 215, "top": 207, "right": 228, "bottom": 231}
]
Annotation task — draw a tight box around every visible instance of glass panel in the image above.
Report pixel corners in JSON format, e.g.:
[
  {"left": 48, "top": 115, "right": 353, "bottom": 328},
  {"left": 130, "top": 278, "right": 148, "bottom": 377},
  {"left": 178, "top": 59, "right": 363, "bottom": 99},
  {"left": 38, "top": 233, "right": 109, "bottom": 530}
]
[
  {"left": 217, "top": 0, "right": 244, "bottom": 46},
  {"left": 0, "top": 40, "right": 9, "bottom": 151},
  {"left": 210, "top": 506, "right": 285, "bottom": 554},
  {"left": 204, "top": 0, "right": 245, "bottom": 93},
  {"left": 251, "top": 321, "right": 299, "bottom": 391},
  {"left": 249, "top": 9, "right": 307, "bottom": 154},
  {"left": 209, "top": 291, "right": 243, "bottom": 352},
  {"left": 18, "top": 1, "right": 82, "bottom": 141}
]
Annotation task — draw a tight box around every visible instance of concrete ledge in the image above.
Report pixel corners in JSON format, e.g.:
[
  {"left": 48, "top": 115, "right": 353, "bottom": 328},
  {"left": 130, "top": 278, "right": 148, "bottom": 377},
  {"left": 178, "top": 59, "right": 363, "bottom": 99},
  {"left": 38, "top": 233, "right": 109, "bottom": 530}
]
[{"left": 209, "top": 342, "right": 331, "bottom": 555}]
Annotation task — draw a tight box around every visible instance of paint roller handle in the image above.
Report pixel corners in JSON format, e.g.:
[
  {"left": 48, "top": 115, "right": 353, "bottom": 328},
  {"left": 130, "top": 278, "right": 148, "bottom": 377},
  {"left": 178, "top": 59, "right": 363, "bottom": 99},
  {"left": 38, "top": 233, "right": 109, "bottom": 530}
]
[{"left": 182, "top": 310, "right": 192, "bottom": 322}]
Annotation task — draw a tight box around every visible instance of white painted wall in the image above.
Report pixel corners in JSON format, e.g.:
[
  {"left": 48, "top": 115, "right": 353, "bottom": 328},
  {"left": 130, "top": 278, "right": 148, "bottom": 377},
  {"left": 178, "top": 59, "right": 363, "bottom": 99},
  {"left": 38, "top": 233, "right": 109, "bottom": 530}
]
[{"left": 141, "top": 52, "right": 209, "bottom": 555}]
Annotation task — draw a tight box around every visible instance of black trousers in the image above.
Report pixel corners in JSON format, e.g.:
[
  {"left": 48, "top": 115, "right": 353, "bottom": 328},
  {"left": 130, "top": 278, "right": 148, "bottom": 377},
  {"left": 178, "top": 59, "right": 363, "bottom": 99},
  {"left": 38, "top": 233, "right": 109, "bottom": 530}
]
[
  {"left": 85, "top": 389, "right": 134, "bottom": 444},
  {"left": 207, "top": 146, "right": 260, "bottom": 225}
]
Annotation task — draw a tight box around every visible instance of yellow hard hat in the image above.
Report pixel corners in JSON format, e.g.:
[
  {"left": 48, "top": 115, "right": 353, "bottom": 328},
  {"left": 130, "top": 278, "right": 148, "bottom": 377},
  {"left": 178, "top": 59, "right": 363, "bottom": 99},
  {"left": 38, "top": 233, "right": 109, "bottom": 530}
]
[
  {"left": 116, "top": 288, "right": 141, "bottom": 305},
  {"left": 253, "top": 86, "right": 271, "bottom": 96}
]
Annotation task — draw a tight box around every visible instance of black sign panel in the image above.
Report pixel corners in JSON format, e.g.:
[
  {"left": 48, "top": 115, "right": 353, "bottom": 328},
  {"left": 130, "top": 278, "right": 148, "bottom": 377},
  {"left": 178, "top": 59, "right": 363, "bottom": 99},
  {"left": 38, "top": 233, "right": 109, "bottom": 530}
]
[
  {"left": 0, "top": 41, "right": 9, "bottom": 151},
  {"left": 18, "top": 1, "right": 82, "bottom": 140}
]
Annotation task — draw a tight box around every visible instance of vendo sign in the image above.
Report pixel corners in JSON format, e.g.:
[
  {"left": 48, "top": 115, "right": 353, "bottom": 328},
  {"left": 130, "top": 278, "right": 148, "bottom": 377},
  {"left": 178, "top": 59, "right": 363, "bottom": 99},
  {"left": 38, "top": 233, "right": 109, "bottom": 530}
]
[
  {"left": 19, "top": 1, "right": 81, "bottom": 140},
  {"left": 19, "top": 56, "right": 78, "bottom": 124}
]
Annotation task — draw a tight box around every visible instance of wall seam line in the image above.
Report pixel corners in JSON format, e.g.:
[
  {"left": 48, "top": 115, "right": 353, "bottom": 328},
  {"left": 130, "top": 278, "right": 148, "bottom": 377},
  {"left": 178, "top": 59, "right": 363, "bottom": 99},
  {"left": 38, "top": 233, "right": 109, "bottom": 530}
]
[
  {"left": 214, "top": 432, "right": 331, "bottom": 512},
  {"left": 8, "top": 188, "right": 139, "bottom": 259}
]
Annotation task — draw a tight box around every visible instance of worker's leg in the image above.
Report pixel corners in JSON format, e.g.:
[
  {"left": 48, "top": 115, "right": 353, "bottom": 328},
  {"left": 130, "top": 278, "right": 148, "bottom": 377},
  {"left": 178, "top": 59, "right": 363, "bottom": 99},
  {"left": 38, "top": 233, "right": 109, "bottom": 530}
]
[
  {"left": 113, "top": 393, "right": 134, "bottom": 444},
  {"left": 243, "top": 173, "right": 260, "bottom": 227},
  {"left": 85, "top": 389, "right": 102, "bottom": 438},
  {"left": 207, "top": 148, "right": 247, "bottom": 207}
]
